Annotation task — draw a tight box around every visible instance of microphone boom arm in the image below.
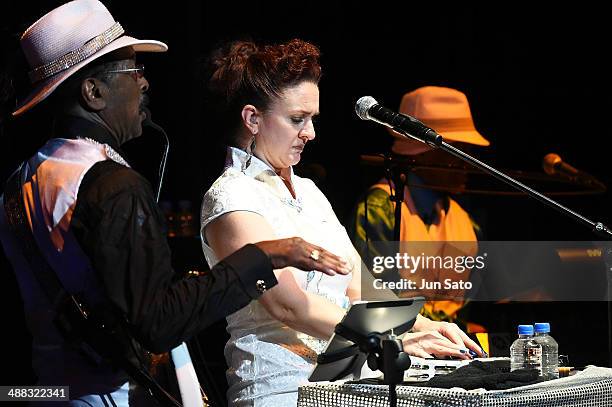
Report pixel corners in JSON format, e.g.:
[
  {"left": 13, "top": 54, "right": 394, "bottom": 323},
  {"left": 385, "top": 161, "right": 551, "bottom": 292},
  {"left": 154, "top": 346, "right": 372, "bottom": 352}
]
[{"left": 422, "top": 136, "right": 611, "bottom": 239}]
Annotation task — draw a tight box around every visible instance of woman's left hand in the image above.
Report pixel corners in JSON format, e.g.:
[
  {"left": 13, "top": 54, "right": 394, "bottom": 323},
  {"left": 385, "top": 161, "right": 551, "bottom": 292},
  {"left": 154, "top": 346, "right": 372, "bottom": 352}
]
[{"left": 412, "top": 315, "right": 486, "bottom": 358}]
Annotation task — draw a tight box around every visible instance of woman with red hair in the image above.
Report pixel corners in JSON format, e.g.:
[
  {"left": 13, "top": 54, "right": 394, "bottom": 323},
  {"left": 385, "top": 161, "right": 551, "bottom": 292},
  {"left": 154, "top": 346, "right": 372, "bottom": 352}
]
[{"left": 200, "top": 39, "right": 484, "bottom": 406}]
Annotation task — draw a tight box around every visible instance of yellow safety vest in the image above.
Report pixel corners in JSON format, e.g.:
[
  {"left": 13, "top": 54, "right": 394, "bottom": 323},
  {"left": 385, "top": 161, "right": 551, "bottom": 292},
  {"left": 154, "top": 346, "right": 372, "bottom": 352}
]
[{"left": 372, "top": 183, "right": 478, "bottom": 319}]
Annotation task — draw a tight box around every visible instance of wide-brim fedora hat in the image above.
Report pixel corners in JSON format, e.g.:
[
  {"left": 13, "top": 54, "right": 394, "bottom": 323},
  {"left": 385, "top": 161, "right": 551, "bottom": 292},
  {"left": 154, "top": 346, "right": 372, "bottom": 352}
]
[
  {"left": 390, "top": 86, "right": 490, "bottom": 155},
  {"left": 13, "top": 0, "right": 168, "bottom": 116}
]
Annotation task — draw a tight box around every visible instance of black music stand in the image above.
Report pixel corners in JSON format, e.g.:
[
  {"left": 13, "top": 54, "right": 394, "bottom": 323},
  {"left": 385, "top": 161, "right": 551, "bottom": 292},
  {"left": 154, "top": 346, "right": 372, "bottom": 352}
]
[{"left": 309, "top": 297, "right": 425, "bottom": 407}]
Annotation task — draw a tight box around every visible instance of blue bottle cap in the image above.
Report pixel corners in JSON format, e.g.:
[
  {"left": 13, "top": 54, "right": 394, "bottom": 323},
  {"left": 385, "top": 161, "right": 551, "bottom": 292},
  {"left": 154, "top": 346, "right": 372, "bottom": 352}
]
[
  {"left": 534, "top": 322, "right": 550, "bottom": 333},
  {"left": 518, "top": 324, "right": 534, "bottom": 335}
]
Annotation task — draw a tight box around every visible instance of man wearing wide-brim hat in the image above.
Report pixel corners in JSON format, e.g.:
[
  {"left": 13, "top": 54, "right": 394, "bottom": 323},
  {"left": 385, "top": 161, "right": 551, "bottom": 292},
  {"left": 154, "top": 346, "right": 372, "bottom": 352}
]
[
  {"left": 351, "top": 86, "right": 490, "bottom": 330},
  {"left": 0, "top": 1, "right": 349, "bottom": 405}
]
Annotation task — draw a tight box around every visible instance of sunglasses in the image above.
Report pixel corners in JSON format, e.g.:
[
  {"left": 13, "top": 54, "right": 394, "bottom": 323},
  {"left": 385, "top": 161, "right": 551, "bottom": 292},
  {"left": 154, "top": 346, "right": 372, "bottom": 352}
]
[{"left": 105, "top": 64, "right": 145, "bottom": 81}]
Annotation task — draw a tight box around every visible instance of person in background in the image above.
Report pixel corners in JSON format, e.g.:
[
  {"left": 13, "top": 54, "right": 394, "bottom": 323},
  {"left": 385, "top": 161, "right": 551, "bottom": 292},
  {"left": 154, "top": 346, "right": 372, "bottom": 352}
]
[{"left": 351, "top": 86, "right": 490, "bottom": 328}]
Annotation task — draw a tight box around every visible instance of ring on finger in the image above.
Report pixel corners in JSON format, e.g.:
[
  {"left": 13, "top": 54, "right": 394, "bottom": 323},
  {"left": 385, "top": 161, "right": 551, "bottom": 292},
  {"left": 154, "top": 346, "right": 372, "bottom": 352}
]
[{"left": 309, "top": 249, "right": 320, "bottom": 261}]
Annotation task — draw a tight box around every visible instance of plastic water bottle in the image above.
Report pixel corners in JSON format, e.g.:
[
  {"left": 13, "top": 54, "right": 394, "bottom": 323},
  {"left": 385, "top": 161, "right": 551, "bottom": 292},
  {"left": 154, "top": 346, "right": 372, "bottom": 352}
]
[
  {"left": 534, "top": 322, "right": 559, "bottom": 380},
  {"left": 510, "top": 324, "right": 542, "bottom": 373}
]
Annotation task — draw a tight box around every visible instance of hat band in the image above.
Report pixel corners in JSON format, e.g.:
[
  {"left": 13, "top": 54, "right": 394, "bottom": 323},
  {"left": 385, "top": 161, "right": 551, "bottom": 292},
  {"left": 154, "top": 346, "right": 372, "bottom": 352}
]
[
  {"left": 421, "top": 117, "right": 475, "bottom": 132},
  {"left": 28, "top": 22, "right": 124, "bottom": 83}
]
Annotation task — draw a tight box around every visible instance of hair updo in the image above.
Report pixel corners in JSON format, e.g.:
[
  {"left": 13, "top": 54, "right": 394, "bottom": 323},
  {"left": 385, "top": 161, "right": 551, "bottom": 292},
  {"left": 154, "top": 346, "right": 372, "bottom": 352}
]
[{"left": 207, "top": 38, "right": 321, "bottom": 145}]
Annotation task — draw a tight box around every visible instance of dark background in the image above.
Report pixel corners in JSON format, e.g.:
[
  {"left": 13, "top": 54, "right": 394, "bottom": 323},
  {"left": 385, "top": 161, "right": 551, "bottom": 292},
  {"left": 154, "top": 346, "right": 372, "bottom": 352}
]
[{"left": 1, "top": 0, "right": 610, "bottom": 387}]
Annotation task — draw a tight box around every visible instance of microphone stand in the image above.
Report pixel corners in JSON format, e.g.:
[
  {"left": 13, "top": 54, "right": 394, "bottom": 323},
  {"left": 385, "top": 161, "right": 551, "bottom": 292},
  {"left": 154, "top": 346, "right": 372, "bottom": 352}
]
[
  {"left": 435, "top": 140, "right": 612, "bottom": 239},
  {"left": 381, "top": 156, "right": 407, "bottom": 243},
  {"left": 396, "top": 130, "right": 612, "bottom": 366}
]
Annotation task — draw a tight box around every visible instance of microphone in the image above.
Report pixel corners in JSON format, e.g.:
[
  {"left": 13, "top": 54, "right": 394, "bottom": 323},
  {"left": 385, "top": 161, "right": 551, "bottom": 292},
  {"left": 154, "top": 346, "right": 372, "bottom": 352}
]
[
  {"left": 542, "top": 153, "right": 580, "bottom": 177},
  {"left": 355, "top": 96, "right": 443, "bottom": 147},
  {"left": 542, "top": 153, "right": 606, "bottom": 190}
]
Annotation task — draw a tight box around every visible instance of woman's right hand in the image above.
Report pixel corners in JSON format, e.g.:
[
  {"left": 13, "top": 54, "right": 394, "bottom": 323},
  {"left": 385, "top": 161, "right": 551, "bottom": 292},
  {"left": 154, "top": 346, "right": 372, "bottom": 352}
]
[
  {"left": 402, "top": 331, "right": 474, "bottom": 360},
  {"left": 255, "top": 237, "right": 351, "bottom": 276}
]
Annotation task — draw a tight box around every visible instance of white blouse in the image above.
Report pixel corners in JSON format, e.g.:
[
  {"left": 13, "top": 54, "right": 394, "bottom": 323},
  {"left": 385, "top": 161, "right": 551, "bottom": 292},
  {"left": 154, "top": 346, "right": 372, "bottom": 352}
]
[{"left": 200, "top": 147, "right": 359, "bottom": 406}]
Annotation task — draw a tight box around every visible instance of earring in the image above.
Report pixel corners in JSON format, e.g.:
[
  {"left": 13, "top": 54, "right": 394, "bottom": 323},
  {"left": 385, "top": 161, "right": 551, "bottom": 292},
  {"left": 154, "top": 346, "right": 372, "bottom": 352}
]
[{"left": 243, "top": 134, "right": 256, "bottom": 171}]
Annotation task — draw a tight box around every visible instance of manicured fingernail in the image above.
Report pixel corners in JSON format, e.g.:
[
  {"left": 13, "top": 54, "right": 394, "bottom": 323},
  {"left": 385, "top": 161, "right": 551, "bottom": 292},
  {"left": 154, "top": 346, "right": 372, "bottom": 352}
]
[
  {"left": 459, "top": 349, "right": 467, "bottom": 354},
  {"left": 468, "top": 349, "right": 478, "bottom": 358},
  {"left": 327, "top": 269, "right": 336, "bottom": 275}
]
